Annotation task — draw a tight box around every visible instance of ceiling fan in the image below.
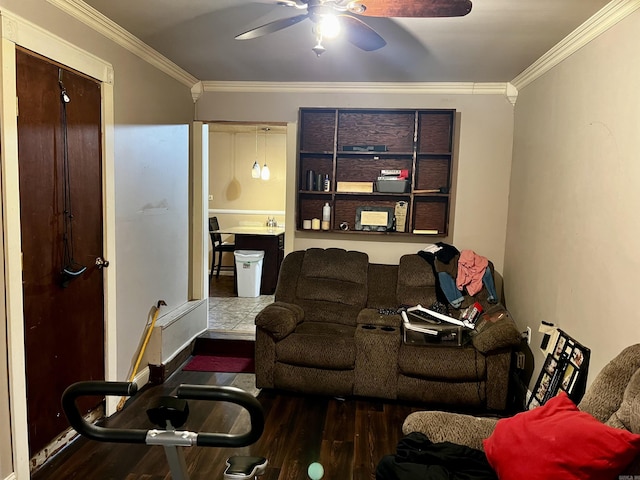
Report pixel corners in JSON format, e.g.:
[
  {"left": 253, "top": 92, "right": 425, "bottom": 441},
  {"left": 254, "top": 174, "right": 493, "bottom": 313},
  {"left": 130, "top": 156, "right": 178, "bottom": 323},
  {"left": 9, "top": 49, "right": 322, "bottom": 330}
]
[{"left": 236, "top": 0, "right": 472, "bottom": 56}]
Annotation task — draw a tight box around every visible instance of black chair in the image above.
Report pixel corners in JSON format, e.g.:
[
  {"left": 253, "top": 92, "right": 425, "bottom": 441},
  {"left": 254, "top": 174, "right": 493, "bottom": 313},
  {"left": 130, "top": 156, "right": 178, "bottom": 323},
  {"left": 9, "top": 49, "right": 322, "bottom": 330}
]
[{"left": 209, "top": 217, "right": 235, "bottom": 278}]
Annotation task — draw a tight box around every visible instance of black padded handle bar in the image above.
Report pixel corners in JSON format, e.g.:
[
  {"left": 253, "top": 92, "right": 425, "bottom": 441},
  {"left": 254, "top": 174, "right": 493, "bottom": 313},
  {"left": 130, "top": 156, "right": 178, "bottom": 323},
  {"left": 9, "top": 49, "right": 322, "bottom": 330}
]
[
  {"left": 176, "top": 384, "right": 264, "bottom": 447},
  {"left": 62, "top": 381, "right": 264, "bottom": 447}
]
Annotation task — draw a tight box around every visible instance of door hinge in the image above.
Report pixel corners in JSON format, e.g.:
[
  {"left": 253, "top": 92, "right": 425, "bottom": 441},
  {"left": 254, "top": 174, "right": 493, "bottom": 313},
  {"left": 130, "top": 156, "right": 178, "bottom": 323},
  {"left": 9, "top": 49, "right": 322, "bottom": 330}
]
[{"left": 16, "top": 96, "right": 19, "bottom": 117}]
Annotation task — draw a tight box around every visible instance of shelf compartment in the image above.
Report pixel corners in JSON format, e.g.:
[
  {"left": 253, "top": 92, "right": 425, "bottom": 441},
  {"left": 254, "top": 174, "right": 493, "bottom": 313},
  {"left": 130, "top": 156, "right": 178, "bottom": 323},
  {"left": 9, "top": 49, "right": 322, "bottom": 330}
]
[
  {"left": 336, "top": 156, "right": 413, "bottom": 185},
  {"left": 297, "top": 194, "right": 332, "bottom": 229},
  {"left": 412, "top": 197, "right": 449, "bottom": 235},
  {"left": 299, "top": 154, "right": 334, "bottom": 191},
  {"left": 334, "top": 195, "right": 409, "bottom": 232},
  {"left": 418, "top": 111, "right": 454, "bottom": 154},
  {"left": 337, "top": 111, "right": 415, "bottom": 153},
  {"left": 300, "top": 109, "right": 336, "bottom": 152},
  {"left": 415, "top": 156, "right": 451, "bottom": 191}
]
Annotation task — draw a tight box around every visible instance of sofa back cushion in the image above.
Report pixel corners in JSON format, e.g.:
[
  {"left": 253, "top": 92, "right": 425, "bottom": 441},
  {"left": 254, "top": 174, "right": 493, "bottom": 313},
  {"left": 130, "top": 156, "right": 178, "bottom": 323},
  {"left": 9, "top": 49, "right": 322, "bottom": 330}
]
[
  {"left": 607, "top": 367, "right": 640, "bottom": 433},
  {"left": 295, "top": 248, "right": 369, "bottom": 326},
  {"left": 579, "top": 344, "right": 640, "bottom": 422},
  {"left": 367, "top": 263, "right": 399, "bottom": 309},
  {"left": 274, "top": 250, "right": 306, "bottom": 304},
  {"left": 396, "top": 254, "right": 438, "bottom": 307}
]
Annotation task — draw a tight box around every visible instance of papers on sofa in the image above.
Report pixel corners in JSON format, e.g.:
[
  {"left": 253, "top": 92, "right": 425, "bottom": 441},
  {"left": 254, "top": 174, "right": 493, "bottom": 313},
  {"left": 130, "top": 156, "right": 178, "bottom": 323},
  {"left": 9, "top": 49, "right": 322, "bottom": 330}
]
[{"left": 405, "top": 304, "right": 476, "bottom": 330}]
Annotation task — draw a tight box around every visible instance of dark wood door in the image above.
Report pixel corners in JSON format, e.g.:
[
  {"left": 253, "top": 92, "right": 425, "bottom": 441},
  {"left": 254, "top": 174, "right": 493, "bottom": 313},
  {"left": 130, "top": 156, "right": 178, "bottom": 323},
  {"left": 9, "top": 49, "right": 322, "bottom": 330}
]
[{"left": 16, "top": 48, "right": 105, "bottom": 456}]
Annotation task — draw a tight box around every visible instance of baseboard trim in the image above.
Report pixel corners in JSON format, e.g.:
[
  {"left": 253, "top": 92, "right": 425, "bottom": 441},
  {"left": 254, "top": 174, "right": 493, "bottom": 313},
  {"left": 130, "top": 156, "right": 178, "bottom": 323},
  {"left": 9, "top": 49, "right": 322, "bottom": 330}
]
[
  {"left": 29, "top": 406, "right": 104, "bottom": 474},
  {"left": 148, "top": 338, "right": 196, "bottom": 384},
  {"left": 132, "top": 366, "right": 150, "bottom": 390}
]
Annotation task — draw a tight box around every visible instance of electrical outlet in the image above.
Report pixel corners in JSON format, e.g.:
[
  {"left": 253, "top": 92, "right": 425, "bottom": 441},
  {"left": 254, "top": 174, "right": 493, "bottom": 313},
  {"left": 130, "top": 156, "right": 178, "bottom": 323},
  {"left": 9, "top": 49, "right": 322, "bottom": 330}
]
[{"left": 208, "top": 194, "right": 213, "bottom": 201}]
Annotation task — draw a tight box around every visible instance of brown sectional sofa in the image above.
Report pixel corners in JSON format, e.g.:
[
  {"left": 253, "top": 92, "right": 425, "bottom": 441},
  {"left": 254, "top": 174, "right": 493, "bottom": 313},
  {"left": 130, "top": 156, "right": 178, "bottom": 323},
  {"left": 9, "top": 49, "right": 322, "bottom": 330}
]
[{"left": 255, "top": 248, "right": 522, "bottom": 410}]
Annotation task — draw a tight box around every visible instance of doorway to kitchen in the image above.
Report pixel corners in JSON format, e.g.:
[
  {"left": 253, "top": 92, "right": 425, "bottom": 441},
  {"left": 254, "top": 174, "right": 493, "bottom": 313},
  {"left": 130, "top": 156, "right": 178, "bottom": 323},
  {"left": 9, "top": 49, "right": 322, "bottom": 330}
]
[{"left": 207, "top": 122, "right": 287, "bottom": 336}]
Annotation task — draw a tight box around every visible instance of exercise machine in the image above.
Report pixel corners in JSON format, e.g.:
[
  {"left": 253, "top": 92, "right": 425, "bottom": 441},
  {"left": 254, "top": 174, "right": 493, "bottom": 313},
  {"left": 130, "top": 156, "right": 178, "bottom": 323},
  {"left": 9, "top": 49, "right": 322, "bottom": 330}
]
[{"left": 62, "top": 381, "right": 267, "bottom": 480}]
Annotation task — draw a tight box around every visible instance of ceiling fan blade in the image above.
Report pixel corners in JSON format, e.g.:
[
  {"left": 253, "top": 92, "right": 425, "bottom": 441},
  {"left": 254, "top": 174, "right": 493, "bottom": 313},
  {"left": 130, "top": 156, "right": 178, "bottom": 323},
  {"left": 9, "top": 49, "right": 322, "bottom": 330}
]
[
  {"left": 235, "top": 13, "right": 309, "bottom": 40},
  {"left": 339, "top": 15, "right": 386, "bottom": 51},
  {"left": 351, "top": 0, "right": 472, "bottom": 18}
]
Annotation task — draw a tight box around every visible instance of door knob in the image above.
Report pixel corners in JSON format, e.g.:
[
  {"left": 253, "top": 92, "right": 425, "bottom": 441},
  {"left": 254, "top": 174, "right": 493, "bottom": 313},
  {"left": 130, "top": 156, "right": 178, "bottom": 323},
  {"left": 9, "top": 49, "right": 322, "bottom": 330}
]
[{"left": 95, "top": 257, "right": 110, "bottom": 269}]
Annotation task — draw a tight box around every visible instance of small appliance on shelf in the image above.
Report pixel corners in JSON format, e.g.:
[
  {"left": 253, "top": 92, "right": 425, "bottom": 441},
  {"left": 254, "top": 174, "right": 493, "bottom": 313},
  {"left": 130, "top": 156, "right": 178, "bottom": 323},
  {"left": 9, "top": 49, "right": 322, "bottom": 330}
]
[{"left": 376, "top": 169, "right": 409, "bottom": 193}]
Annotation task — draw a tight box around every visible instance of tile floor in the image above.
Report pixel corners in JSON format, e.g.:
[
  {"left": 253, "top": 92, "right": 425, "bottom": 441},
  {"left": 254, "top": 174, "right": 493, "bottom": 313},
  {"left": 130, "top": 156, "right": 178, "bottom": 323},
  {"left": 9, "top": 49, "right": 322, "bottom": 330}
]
[
  {"left": 207, "top": 275, "right": 273, "bottom": 337},
  {"left": 207, "top": 294, "right": 273, "bottom": 335}
]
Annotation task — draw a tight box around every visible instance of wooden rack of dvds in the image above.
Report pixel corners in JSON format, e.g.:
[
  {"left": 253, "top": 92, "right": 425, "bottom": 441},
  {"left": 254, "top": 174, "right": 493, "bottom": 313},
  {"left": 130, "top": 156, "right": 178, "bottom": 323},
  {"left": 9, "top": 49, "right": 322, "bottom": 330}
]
[{"left": 296, "top": 107, "right": 456, "bottom": 236}]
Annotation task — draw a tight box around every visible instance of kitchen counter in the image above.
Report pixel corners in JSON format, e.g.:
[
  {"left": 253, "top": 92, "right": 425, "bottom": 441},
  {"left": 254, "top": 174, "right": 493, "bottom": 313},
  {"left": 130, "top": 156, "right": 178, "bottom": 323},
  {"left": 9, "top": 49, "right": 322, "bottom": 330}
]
[{"left": 211, "top": 225, "right": 285, "bottom": 236}]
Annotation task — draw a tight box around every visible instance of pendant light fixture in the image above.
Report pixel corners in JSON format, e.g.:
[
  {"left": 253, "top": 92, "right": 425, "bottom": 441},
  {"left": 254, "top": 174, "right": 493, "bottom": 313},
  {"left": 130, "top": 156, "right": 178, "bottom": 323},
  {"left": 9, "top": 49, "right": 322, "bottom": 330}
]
[
  {"left": 261, "top": 127, "right": 271, "bottom": 181},
  {"left": 251, "top": 125, "right": 261, "bottom": 178}
]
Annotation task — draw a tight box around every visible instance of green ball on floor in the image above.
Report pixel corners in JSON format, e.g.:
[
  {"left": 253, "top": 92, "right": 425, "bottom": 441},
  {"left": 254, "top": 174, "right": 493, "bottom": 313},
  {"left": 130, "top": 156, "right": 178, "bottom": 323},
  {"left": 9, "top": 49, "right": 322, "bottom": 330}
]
[{"left": 308, "top": 462, "right": 324, "bottom": 479}]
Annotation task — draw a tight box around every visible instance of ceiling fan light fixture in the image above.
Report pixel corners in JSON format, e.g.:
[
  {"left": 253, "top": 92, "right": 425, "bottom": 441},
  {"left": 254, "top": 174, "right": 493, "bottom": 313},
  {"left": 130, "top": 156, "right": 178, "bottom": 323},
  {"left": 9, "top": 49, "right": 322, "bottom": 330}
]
[
  {"left": 261, "top": 164, "right": 270, "bottom": 180},
  {"left": 312, "top": 38, "right": 326, "bottom": 56},
  {"left": 346, "top": 1, "right": 366, "bottom": 14},
  {"left": 252, "top": 160, "right": 261, "bottom": 178},
  {"left": 318, "top": 13, "right": 340, "bottom": 39}
]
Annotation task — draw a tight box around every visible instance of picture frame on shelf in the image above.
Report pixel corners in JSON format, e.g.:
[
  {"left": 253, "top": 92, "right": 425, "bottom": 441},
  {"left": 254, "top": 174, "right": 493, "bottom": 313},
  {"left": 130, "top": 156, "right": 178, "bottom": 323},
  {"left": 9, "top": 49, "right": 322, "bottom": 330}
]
[{"left": 355, "top": 206, "right": 394, "bottom": 231}]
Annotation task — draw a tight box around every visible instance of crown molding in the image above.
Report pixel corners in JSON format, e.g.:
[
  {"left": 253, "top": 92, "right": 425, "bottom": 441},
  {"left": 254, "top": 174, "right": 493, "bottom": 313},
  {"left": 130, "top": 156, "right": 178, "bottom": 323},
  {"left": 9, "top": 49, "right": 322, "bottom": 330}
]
[
  {"left": 46, "top": 0, "right": 198, "bottom": 88},
  {"left": 511, "top": 0, "right": 640, "bottom": 90},
  {"left": 202, "top": 81, "right": 514, "bottom": 97},
  {"left": 1, "top": 8, "right": 113, "bottom": 83}
]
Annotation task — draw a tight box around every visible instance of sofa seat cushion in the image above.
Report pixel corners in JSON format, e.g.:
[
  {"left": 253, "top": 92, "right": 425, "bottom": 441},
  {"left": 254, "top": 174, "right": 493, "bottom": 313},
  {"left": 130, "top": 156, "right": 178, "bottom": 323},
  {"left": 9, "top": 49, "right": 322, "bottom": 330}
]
[
  {"left": 398, "top": 345, "right": 486, "bottom": 381},
  {"left": 275, "top": 322, "right": 356, "bottom": 369}
]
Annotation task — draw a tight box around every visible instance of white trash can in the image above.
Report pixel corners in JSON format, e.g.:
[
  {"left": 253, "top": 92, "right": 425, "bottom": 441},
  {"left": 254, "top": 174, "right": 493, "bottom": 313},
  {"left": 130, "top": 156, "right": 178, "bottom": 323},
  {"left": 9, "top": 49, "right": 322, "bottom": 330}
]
[{"left": 234, "top": 250, "right": 265, "bottom": 297}]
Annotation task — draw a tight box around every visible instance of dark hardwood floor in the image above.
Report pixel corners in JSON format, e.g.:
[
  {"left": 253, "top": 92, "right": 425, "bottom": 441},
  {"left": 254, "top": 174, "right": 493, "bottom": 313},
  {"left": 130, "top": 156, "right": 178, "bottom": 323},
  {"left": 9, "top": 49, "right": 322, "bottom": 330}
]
[
  {"left": 33, "top": 278, "right": 470, "bottom": 479},
  {"left": 33, "top": 368, "right": 422, "bottom": 479},
  {"left": 209, "top": 274, "right": 235, "bottom": 298}
]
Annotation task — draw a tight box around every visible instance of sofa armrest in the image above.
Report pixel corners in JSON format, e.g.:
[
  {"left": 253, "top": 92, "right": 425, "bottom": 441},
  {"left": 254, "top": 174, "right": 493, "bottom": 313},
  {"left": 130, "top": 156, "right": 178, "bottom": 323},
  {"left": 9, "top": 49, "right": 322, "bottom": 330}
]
[
  {"left": 402, "top": 411, "right": 498, "bottom": 451},
  {"left": 471, "top": 309, "right": 521, "bottom": 354},
  {"left": 255, "top": 301, "right": 304, "bottom": 340}
]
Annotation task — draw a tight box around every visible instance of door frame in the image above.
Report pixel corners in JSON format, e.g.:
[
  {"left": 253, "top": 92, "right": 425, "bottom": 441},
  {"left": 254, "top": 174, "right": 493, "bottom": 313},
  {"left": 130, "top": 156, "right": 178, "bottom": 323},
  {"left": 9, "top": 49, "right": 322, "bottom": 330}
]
[{"left": 0, "top": 10, "right": 116, "bottom": 478}]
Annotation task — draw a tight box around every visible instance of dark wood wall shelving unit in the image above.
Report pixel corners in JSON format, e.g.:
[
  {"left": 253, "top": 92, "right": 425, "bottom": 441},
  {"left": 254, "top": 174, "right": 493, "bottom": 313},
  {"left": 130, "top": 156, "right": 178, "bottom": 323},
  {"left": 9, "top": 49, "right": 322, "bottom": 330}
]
[{"left": 297, "top": 108, "right": 456, "bottom": 236}]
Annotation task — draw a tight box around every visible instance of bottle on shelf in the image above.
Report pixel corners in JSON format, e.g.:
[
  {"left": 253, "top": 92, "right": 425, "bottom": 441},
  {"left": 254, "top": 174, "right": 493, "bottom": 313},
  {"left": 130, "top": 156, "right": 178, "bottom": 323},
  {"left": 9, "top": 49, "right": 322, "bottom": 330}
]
[
  {"left": 322, "top": 202, "right": 331, "bottom": 231},
  {"left": 323, "top": 174, "right": 330, "bottom": 192},
  {"left": 306, "top": 169, "right": 315, "bottom": 191}
]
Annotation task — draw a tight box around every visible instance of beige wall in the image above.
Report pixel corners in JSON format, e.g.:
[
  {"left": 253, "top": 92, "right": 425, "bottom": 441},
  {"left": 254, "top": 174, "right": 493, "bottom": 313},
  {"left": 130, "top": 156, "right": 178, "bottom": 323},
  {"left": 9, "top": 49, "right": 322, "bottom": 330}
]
[
  {"left": 209, "top": 124, "right": 287, "bottom": 222},
  {"left": 505, "top": 9, "right": 640, "bottom": 388},
  {"left": 208, "top": 123, "right": 287, "bottom": 270},
  {"left": 197, "top": 91, "right": 514, "bottom": 272},
  {"left": 0, "top": 0, "right": 195, "bottom": 476}
]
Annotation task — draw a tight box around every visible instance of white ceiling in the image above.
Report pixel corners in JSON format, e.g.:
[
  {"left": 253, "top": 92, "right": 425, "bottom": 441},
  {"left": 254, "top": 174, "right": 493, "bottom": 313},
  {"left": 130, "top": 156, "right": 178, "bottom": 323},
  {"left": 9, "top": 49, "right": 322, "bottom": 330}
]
[{"left": 81, "top": 0, "right": 612, "bottom": 83}]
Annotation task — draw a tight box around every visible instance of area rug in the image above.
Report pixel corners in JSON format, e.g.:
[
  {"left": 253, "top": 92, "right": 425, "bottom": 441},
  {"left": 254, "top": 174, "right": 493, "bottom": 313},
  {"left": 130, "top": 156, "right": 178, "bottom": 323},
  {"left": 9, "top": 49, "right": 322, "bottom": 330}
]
[{"left": 183, "top": 354, "right": 254, "bottom": 373}]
